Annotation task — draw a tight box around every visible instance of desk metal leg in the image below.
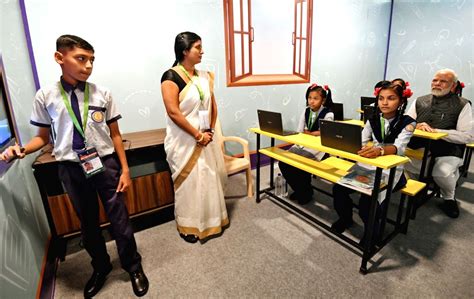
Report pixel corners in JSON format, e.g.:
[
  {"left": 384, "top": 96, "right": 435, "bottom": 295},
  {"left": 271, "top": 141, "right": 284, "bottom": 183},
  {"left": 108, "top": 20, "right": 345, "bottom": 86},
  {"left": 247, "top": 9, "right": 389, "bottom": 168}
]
[
  {"left": 270, "top": 138, "right": 275, "bottom": 188},
  {"left": 418, "top": 141, "right": 432, "bottom": 182},
  {"left": 462, "top": 147, "right": 472, "bottom": 178},
  {"left": 360, "top": 167, "right": 383, "bottom": 274},
  {"left": 256, "top": 134, "right": 261, "bottom": 203}
]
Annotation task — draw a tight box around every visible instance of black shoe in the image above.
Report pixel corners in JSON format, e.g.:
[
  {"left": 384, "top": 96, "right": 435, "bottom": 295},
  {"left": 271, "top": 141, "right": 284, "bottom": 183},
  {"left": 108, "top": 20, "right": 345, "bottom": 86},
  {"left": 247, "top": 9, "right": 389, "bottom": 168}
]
[
  {"left": 297, "top": 191, "right": 313, "bottom": 205},
  {"left": 180, "top": 233, "right": 199, "bottom": 243},
  {"left": 331, "top": 218, "right": 353, "bottom": 234},
  {"left": 84, "top": 265, "right": 112, "bottom": 298},
  {"left": 129, "top": 266, "right": 149, "bottom": 297},
  {"left": 297, "top": 196, "right": 312, "bottom": 205},
  {"left": 289, "top": 192, "right": 299, "bottom": 201},
  {"left": 439, "top": 200, "right": 459, "bottom": 218}
]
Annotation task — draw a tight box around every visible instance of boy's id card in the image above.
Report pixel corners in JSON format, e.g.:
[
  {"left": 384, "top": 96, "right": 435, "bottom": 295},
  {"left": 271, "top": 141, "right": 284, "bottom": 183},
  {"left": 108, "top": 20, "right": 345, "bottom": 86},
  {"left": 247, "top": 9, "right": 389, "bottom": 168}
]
[
  {"left": 198, "top": 110, "right": 210, "bottom": 131},
  {"left": 77, "top": 147, "right": 105, "bottom": 178}
]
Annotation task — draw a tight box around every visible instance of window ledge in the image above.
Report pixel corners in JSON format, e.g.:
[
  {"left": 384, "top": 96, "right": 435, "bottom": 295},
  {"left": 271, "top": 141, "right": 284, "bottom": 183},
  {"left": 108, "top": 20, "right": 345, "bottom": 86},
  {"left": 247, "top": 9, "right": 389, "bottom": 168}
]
[{"left": 227, "top": 74, "right": 309, "bottom": 87}]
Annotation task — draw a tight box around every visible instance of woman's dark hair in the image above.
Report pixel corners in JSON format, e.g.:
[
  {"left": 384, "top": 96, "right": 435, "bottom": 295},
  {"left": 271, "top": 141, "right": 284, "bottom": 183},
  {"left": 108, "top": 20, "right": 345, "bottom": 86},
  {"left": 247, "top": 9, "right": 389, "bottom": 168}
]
[
  {"left": 391, "top": 78, "right": 406, "bottom": 90},
  {"left": 172, "top": 31, "right": 201, "bottom": 66},
  {"left": 305, "top": 84, "right": 334, "bottom": 109}
]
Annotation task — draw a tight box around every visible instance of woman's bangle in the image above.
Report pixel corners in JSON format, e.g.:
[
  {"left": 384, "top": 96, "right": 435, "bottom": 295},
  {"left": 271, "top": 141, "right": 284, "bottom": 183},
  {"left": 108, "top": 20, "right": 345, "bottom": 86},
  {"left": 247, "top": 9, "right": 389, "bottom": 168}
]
[{"left": 197, "top": 133, "right": 204, "bottom": 143}]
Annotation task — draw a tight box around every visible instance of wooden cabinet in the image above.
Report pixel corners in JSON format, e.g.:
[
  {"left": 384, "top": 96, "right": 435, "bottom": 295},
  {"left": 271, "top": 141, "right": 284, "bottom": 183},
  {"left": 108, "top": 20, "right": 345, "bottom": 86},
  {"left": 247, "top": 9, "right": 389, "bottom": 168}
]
[{"left": 33, "top": 129, "right": 174, "bottom": 239}]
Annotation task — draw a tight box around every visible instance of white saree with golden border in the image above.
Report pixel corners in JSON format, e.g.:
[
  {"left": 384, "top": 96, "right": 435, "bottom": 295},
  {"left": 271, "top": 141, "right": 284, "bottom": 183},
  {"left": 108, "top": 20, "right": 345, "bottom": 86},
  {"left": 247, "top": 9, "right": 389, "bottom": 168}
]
[{"left": 164, "top": 69, "right": 228, "bottom": 239}]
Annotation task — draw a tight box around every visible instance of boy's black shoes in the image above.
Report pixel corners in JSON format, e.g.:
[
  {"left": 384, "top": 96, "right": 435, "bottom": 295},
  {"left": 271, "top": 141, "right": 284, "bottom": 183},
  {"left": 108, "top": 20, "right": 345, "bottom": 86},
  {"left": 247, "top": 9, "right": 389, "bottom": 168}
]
[
  {"left": 129, "top": 266, "right": 149, "bottom": 297},
  {"left": 331, "top": 218, "right": 354, "bottom": 234},
  {"left": 439, "top": 200, "right": 459, "bottom": 218},
  {"left": 84, "top": 265, "right": 112, "bottom": 298}
]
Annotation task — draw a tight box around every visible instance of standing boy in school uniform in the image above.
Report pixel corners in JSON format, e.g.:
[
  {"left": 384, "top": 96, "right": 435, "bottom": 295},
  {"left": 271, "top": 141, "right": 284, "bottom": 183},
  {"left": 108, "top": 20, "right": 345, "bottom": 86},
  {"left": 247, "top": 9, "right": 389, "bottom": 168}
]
[{"left": 0, "top": 35, "right": 149, "bottom": 297}]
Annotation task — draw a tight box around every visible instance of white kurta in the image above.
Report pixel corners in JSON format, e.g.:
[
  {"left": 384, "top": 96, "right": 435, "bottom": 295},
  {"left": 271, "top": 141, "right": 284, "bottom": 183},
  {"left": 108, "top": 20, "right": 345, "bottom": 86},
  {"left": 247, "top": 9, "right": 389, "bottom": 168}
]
[{"left": 164, "top": 70, "right": 228, "bottom": 239}]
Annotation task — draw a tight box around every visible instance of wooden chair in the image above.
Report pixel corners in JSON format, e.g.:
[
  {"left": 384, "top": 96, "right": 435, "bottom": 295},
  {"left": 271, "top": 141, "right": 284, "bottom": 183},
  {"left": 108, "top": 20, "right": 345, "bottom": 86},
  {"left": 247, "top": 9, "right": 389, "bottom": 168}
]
[{"left": 215, "top": 119, "right": 253, "bottom": 197}]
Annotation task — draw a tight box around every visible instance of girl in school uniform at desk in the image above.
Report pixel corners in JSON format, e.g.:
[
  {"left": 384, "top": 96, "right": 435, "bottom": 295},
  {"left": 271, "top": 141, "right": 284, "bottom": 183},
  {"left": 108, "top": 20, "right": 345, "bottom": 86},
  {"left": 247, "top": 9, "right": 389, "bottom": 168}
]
[
  {"left": 279, "top": 84, "right": 334, "bottom": 205},
  {"left": 331, "top": 81, "right": 416, "bottom": 244}
]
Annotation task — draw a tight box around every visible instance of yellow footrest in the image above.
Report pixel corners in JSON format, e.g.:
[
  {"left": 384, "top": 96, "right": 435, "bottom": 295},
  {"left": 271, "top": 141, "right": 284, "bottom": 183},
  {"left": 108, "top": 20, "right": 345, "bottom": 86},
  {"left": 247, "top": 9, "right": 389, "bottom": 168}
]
[{"left": 401, "top": 179, "right": 426, "bottom": 197}]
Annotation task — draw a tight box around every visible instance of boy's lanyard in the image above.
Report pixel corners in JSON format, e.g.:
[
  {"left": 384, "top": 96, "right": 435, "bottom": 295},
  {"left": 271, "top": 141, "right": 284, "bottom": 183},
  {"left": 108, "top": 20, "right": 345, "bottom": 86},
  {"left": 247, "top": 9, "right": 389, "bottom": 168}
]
[
  {"left": 59, "top": 83, "right": 90, "bottom": 144},
  {"left": 179, "top": 64, "right": 204, "bottom": 102},
  {"left": 307, "top": 110, "right": 316, "bottom": 130}
]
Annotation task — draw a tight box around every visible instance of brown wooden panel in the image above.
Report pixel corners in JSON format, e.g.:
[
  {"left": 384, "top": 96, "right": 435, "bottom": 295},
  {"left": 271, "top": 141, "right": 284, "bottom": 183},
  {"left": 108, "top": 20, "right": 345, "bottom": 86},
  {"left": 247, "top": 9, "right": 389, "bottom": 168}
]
[
  {"left": 48, "top": 194, "right": 108, "bottom": 236},
  {"left": 47, "top": 171, "right": 174, "bottom": 236},
  {"left": 124, "top": 171, "right": 174, "bottom": 214}
]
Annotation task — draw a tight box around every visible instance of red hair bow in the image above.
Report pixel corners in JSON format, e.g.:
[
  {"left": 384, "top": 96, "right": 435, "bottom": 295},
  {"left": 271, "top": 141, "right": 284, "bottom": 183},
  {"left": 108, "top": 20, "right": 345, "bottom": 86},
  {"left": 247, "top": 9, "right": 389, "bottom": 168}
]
[
  {"left": 374, "top": 87, "right": 382, "bottom": 96},
  {"left": 460, "top": 82, "right": 465, "bottom": 88},
  {"left": 403, "top": 88, "right": 413, "bottom": 98},
  {"left": 309, "top": 83, "right": 319, "bottom": 89},
  {"left": 405, "top": 81, "right": 410, "bottom": 87},
  {"left": 323, "top": 85, "right": 329, "bottom": 91}
]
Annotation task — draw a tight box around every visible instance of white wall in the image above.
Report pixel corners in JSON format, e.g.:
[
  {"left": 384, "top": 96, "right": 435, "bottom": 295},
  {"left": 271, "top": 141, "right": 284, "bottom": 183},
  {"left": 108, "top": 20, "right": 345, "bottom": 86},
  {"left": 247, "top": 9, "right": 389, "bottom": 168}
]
[{"left": 23, "top": 0, "right": 390, "bottom": 153}]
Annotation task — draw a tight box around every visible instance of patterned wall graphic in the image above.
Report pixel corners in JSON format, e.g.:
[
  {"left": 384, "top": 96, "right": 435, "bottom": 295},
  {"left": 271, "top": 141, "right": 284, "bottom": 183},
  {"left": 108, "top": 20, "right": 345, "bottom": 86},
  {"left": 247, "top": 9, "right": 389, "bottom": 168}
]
[{"left": 387, "top": 0, "right": 473, "bottom": 103}]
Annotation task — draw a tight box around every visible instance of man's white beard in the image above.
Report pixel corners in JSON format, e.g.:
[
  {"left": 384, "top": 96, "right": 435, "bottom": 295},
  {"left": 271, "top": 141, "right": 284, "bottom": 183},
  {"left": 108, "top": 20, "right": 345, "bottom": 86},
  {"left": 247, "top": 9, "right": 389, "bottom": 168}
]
[{"left": 431, "top": 88, "right": 450, "bottom": 97}]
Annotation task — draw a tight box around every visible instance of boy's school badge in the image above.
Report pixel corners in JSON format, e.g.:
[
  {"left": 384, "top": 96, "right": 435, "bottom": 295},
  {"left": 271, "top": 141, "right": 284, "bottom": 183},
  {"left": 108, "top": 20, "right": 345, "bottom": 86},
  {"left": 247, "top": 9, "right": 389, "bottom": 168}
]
[{"left": 91, "top": 111, "right": 104, "bottom": 123}]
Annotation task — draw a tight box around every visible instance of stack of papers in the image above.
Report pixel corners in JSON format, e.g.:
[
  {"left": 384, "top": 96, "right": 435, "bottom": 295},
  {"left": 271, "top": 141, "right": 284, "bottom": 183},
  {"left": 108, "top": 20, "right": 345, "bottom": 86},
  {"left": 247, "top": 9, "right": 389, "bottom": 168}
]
[{"left": 338, "top": 164, "right": 387, "bottom": 195}]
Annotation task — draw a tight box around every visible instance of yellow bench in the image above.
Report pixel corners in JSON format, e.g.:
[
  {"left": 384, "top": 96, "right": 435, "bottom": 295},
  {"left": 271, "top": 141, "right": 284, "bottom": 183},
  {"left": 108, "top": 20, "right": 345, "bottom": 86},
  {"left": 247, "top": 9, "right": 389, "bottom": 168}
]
[
  {"left": 259, "top": 147, "right": 349, "bottom": 184},
  {"left": 262, "top": 148, "right": 425, "bottom": 234},
  {"left": 319, "top": 156, "right": 426, "bottom": 234},
  {"left": 405, "top": 148, "right": 424, "bottom": 161}
]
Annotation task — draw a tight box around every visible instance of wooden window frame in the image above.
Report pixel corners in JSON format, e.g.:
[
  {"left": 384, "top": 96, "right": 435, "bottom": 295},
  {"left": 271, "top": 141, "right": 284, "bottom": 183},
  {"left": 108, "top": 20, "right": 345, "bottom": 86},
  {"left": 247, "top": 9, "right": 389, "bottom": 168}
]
[{"left": 223, "top": 0, "right": 313, "bottom": 87}]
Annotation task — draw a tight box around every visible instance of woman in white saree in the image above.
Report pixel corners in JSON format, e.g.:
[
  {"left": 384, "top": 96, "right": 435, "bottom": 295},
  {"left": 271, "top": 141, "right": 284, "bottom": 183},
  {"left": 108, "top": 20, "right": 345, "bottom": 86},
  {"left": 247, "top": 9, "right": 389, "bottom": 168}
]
[{"left": 161, "top": 32, "right": 228, "bottom": 243}]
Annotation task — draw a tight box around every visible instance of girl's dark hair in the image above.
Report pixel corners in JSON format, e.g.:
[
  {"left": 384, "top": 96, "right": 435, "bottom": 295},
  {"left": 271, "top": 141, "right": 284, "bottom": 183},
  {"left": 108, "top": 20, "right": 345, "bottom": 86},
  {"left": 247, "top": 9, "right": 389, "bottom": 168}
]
[
  {"left": 305, "top": 84, "right": 334, "bottom": 109},
  {"left": 454, "top": 80, "right": 464, "bottom": 97},
  {"left": 373, "top": 82, "right": 408, "bottom": 122},
  {"left": 172, "top": 31, "right": 201, "bottom": 66},
  {"left": 391, "top": 78, "right": 406, "bottom": 90}
]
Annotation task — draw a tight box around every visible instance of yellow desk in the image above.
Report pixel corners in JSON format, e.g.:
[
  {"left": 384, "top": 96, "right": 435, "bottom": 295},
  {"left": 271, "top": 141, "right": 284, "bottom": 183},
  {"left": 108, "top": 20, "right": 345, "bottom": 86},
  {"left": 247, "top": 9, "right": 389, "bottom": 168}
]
[
  {"left": 340, "top": 119, "right": 448, "bottom": 181},
  {"left": 250, "top": 128, "right": 409, "bottom": 274}
]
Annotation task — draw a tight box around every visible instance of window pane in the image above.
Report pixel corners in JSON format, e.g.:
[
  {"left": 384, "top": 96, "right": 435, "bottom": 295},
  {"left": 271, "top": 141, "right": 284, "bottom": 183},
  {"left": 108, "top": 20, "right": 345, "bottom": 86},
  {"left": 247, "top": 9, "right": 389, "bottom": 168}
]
[
  {"left": 301, "top": 39, "right": 306, "bottom": 75},
  {"left": 233, "top": 0, "right": 241, "bottom": 31},
  {"left": 234, "top": 33, "right": 242, "bottom": 77},
  {"left": 302, "top": 1, "right": 307, "bottom": 38},
  {"left": 242, "top": 0, "right": 249, "bottom": 32},
  {"left": 295, "top": 38, "right": 301, "bottom": 74},
  {"left": 296, "top": 2, "right": 301, "bottom": 37},
  {"left": 243, "top": 33, "right": 249, "bottom": 74}
]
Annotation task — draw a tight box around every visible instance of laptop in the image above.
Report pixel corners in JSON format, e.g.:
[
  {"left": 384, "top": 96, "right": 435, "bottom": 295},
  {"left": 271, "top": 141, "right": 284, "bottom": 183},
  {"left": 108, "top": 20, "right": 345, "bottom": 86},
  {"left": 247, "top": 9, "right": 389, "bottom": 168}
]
[
  {"left": 332, "top": 103, "right": 344, "bottom": 121},
  {"left": 319, "top": 119, "right": 362, "bottom": 154},
  {"left": 362, "top": 105, "right": 376, "bottom": 124},
  {"left": 257, "top": 110, "right": 298, "bottom": 136},
  {"left": 360, "top": 96, "right": 376, "bottom": 109}
]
